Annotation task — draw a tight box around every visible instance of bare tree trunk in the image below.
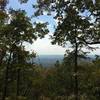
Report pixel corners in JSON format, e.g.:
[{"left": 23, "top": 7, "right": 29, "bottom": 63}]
[
  {"left": 2, "top": 52, "right": 12, "bottom": 100},
  {"left": 74, "top": 42, "right": 78, "bottom": 100}
]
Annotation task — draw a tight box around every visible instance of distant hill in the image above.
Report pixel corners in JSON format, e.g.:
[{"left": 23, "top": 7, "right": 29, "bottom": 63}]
[
  {"left": 32, "top": 55, "right": 96, "bottom": 67},
  {"left": 34, "top": 55, "right": 64, "bottom": 67}
]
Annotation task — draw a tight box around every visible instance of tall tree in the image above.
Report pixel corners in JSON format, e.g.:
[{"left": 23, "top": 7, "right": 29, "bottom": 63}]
[
  {"left": 0, "top": 9, "right": 49, "bottom": 100},
  {"left": 33, "top": 0, "right": 100, "bottom": 99}
]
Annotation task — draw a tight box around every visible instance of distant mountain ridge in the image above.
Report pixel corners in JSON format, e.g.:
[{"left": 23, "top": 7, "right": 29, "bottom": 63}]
[
  {"left": 33, "top": 55, "right": 96, "bottom": 67},
  {"left": 34, "top": 55, "right": 64, "bottom": 67}
]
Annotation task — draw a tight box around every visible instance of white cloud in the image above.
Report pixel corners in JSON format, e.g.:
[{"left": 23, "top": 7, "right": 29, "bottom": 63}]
[{"left": 31, "top": 36, "right": 66, "bottom": 55}]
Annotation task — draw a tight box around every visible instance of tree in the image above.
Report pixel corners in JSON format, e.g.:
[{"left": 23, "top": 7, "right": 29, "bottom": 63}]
[
  {"left": 33, "top": 1, "right": 100, "bottom": 99},
  {"left": 0, "top": 0, "right": 49, "bottom": 99},
  {"left": 0, "top": 8, "right": 49, "bottom": 100},
  {"left": 33, "top": 2, "right": 87, "bottom": 100}
]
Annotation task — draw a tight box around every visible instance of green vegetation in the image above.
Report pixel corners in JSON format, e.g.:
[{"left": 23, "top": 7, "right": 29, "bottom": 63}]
[
  {"left": 1, "top": 51, "right": 100, "bottom": 100},
  {"left": 0, "top": 0, "right": 100, "bottom": 100}
]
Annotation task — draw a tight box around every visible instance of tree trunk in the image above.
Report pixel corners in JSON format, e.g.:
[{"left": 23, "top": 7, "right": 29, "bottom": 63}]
[
  {"left": 2, "top": 52, "right": 12, "bottom": 100},
  {"left": 74, "top": 42, "right": 78, "bottom": 100},
  {"left": 16, "top": 68, "right": 20, "bottom": 100}
]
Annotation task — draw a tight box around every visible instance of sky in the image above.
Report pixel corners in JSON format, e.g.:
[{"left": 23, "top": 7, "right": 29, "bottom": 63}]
[{"left": 7, "top": 0, "right": 100, "bottom": 55}]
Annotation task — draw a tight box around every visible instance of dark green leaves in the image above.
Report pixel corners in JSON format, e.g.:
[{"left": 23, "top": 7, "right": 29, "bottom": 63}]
[{"left": 34, "top": 22, "right": 49, "bottom": 38}]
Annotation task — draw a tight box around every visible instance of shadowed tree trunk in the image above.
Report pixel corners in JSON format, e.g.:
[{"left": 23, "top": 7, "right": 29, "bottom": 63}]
[
  {"left": 2, "top": 51, "right": 12, "bottom": 100},
  {"left": 74, "top": 41, "right": 78, "bottom": 100},
  {"left": 16, "top": 68, "right": 20, "bottom": 100}
]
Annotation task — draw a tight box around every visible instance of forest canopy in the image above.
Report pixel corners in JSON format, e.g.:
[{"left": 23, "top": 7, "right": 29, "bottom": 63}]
[{"left": 0, "top": 0, "right": 100, "bottom": 100}]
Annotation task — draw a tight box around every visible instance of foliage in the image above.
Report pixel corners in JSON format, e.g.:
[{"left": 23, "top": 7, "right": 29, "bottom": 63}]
[
  {"left": 0, "top": 1, "right": 49, "bottom": 100},
  {"left": 0, "top": 0, "right": 100, "bottom": 100}
]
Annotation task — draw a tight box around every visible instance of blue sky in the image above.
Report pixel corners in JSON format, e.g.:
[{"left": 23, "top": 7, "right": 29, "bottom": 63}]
[{"left": 7, "top": 0, "right": 100, "bottom": 55}]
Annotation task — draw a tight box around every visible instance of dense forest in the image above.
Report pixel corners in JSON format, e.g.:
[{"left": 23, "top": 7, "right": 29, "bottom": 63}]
[{"left": 0, "top": 0, "right": 100, "bottom": 100}]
